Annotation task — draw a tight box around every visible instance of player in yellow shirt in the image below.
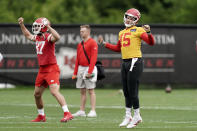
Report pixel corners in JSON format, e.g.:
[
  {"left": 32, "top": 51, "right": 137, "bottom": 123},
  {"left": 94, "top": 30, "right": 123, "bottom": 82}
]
[{"left": 98, "top": 8, "right": 155, "bottom": 128}]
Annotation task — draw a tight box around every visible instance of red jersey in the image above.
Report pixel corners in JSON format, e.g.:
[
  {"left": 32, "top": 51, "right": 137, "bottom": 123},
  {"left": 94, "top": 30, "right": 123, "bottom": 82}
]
[
  {"left": 73, "top": 38, "right": 98, "bottom": 75},
  {"left": 35, "top": 33, "right": 57, "bottom": 66}
]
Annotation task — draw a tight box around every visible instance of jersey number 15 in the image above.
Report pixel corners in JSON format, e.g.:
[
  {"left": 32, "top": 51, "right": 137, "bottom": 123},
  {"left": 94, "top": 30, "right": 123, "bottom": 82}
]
[{"left": 120, "top": 32, "right": 131, "bottom": 47}]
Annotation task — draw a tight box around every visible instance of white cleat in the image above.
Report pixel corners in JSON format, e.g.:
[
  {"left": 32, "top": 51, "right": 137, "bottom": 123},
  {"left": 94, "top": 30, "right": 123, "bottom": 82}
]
[
  {"left": 72, "top": 110, "right": 86, "bottom": 117},
  {"left": 119, "top": 116, "right": 132, "bottom": 127},
  {"left": 127, "top": 114, "right": 142, "bottom": 128},
  {"left": 87, "top": 110, "right": 97, "bottom": 117}
]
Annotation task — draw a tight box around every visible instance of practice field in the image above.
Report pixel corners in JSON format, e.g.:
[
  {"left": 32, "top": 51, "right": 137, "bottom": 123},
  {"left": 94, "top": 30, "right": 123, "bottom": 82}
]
[{"left": 0, "top": 86, "right": 197, "bottom": 131}]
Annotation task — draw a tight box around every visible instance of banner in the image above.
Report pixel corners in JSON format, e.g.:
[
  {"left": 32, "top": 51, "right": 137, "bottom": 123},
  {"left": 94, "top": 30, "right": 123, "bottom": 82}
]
[{"left": 0, "top": 24, "right": 197, "bottom": 85}]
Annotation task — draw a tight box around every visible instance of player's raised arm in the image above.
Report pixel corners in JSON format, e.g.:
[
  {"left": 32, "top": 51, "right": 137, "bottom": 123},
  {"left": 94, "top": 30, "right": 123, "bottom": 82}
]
[
  {"left": 42, "top": 18, "right": 60, "bottom": 43},
  {"left": 98, "top": 35, "right": 121, "bottom": 52},
  {"left": 141, "top": 24, "right": 155, "bottom": 45},
  {"left": 18, "top": 17, "right": 35, "bottom": 41}
]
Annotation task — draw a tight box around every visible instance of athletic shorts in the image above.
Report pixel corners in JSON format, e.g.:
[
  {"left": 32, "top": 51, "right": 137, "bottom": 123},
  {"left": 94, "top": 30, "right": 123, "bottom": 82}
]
[
  {"left": 35, "top": 64, "right": 60, "bottom": 88},
  {"left": 76, "top": 66, "right": 96, "bottom": 89},
  {"left": 76, "top": 78, "right": 96, "bottom": 89}
]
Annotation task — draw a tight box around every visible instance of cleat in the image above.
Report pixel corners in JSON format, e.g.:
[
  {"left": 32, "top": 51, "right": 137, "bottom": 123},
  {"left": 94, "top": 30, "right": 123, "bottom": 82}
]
[
  {"left": 72, "top": 110, "right": 86, "bottom": 117},
  {"left": 127, "top": 114, "right": 142, "bottom": 128},
  {"left": 31, "top": 115, "right": 46, "bottom": 122},
  {"left": 87, "top": 110, "right": 97, "bottom": 117},
  {"left": 60, "top": 112, "right": 73, "bottom": 122},
  {"left": 119, "top": 116, "right": 132, "bottom": 127}
]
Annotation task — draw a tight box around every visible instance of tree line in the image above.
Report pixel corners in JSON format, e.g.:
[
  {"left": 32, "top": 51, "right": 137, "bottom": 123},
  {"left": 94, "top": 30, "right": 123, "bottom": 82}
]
[{"left": 0, "top": 0, "right": 197, "bottom": 24}]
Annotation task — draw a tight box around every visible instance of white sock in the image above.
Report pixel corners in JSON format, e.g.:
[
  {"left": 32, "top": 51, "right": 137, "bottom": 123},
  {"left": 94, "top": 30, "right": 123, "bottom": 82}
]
[
  {"left": 62, "top": 105, "right": 69, "bottom": 112},
  {"left": 134, "top": 108, "right": 140, "bottom": 116},
  {"left": 125, "top": 107, "right": 131, "bottom": 117},
  {"left": 38, "top": 108, "right": 45, "bottom": 116}
]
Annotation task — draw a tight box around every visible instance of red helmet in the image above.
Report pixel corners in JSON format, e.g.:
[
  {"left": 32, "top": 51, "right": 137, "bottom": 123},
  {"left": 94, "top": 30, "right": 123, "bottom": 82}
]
[
  {"left": 32, "top": 17, "right": 50, "bottom": 35},
  {"left": 124, "top": 8, "right": 141, "bottom": 27}
]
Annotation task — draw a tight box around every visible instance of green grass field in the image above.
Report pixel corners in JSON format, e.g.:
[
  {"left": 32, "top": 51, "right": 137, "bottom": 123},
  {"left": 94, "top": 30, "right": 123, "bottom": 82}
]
[{"left": 0, "top": 86, "right": 197, "bottom": 131}]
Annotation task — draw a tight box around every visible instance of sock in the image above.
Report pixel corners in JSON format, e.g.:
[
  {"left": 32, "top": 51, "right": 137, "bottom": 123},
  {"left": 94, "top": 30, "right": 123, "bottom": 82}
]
[
  {"left": 134, "top": 108, "right": 140, "bottom": 116},
  {"left": 38, "top": 108, "right": 45, "bottom": 116},
  {"left": 62, "top": 105, "right": 69, "bottom": 112},
  {"left": 125, "top": 107, "right": 131, "bottom": 117}
]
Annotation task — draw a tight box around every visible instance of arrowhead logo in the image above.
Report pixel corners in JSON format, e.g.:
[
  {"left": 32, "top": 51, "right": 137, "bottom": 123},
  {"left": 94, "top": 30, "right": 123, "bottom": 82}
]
[{"left": 56, "top": 47, "right": 77, "bottom": 79}]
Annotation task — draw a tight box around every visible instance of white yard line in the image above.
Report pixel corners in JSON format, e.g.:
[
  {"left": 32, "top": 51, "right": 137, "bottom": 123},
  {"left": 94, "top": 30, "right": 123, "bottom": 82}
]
[
  {"left": 1, "top": 126, "right": 197, "bottom": 129},
  {"left": 1, "top": 103, "right": 197, "bottom": 111}
]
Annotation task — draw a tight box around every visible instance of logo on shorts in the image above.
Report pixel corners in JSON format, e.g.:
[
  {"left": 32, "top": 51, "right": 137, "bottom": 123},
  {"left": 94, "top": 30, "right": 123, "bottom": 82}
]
[{"left": 51, "top": 80, "right": 54, "bottom": 83}]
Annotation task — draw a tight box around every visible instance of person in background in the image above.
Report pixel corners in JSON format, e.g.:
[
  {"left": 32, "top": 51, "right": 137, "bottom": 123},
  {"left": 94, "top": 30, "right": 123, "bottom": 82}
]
[
  {"left": 18, "top": 17, "right": 73, "bottom": 122},
  {"left": 72, "top": 25, "right": 98, "bottom": 117},
  {"left": 98, "top": 8, "right": 155, "bottom": 128}
]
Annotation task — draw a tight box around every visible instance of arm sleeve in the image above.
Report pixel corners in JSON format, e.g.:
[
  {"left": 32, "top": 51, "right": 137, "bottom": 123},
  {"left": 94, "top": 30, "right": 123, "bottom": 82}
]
[
  {"left": 140, "top": 32, "right": 155, "bottom": 46},
  {"left": 47, "top": 34, "right": 52, "bottom": 42},
  {"left": 88, "top": 41, "right": 98, "bottom": 74},
  {"left": 105, "top": 40, "right": 121, "bottom": 52},
  {"left": 73, "top": 46, "right": 79, "bottom": 75}
]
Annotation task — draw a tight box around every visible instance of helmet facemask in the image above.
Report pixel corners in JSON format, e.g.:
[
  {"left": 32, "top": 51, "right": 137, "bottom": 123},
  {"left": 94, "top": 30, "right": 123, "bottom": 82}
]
[
  {"left": 123, "top": 14, "right": 138, "bottom": 27},
  {"left": 123, "top": 8, "right": 141, "bottom": 28},
  {"left": 32, "top": 22, "right": 44, "bottom": 35},
  {"left": 32, "top": 18, "right": 49, "bottom": 35}
]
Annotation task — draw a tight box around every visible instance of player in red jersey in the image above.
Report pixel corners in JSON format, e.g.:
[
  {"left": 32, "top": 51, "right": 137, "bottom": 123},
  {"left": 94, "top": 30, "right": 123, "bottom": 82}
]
[{"left": 18, "top": 17, "right": 73, "bottom": 122}]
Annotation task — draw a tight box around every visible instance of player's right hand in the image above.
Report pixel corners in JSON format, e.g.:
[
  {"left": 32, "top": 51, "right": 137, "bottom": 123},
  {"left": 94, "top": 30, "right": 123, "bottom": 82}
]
[
  {"left": 43, "top": 18, "right": 49, "bottom": 26},
  {"left": 142, "top": 25, "right": 151, "bottom": 33},
  {"left": 72, "top": 75, "right": 77, "bottom": 80},
  {"left": 98, "top": 35, "right": 105, "bottom": 46},
  {"left": 18, "top": 17, "right": 24, "bottom": 25}
]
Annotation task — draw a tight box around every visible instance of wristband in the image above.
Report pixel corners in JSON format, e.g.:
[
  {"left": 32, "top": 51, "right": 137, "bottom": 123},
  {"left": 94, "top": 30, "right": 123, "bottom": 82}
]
[{"left": 147, "top": 31, "right": 151, "bottom": 35}]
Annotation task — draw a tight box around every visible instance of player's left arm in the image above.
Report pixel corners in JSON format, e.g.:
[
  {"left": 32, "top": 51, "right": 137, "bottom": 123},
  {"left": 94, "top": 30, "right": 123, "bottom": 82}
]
[
  {"left": 47, "top": 25, "right": 61, "bottom": 43},
  {"left": 98, "top": 35, "right": 121, "bottom": 52},
  {"left": 43, "top": 18, "right": 60, "bottom": 43},
  {"left": 87, "top": 41, "right": 98, "bottom": 74},
  {"left": 141, "top": 25, "right": 155, "bottom": 46}
]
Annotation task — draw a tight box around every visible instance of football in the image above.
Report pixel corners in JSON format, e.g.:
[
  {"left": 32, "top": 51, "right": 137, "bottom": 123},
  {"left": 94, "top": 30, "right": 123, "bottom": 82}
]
[{"left": 165, "top": 86, "right": 172, "bottom": 93}]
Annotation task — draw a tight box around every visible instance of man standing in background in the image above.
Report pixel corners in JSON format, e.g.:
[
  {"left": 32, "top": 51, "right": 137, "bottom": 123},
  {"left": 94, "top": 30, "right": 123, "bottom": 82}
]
[{"left": 72, "top": 25, "right": 98, "bottom": 117}]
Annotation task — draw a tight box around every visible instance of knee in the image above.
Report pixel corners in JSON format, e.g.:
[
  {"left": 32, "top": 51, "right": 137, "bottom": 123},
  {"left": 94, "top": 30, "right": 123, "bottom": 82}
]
[
  {"left": 80, "top": 89, "right": 86, "bottom": 95},
  {"left": 34, "top": 92, "right": 42, "bottom": 98},
  {"left": 88, "top": 89, "right": 95, "bottom": 95},
  {"left": 123, "top": 91, "right": 129, "bottom": 97},
  {"left": 50, "top": 90, "right": 59, "bottom": 97},
  {"left": 130, "top": 95, "right": 138, "bottom": 100},
  {"left": 50, "top": 84, "right": 60, "bottom": 97}
]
